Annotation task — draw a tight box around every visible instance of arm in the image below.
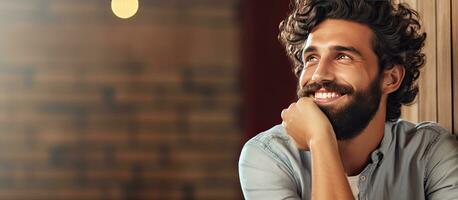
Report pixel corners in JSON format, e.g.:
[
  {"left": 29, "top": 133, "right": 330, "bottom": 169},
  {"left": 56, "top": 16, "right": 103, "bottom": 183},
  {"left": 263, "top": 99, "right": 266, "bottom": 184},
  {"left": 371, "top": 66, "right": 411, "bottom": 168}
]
[
  {"left": 281, "top": 97, "right": 354, "bottom": 200},
  {"left": 309, "top": 135, "right": 354, "bottom": 200},
  {"left": 239, "top": 142, "right": 301, "bottom": 200}
]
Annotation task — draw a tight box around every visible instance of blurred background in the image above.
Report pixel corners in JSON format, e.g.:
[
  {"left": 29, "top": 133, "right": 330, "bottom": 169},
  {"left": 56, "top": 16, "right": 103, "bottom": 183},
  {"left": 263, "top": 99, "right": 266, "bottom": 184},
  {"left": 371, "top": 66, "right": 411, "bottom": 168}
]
[{"left": 0, "top": 0, "right": 456, "bottom": 199}]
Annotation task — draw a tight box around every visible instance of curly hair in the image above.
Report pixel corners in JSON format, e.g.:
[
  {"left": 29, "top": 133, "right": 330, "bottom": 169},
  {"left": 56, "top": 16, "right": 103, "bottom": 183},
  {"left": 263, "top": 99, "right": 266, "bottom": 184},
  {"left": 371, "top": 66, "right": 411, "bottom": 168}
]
[{"left": 278, "top": 0, "right": 426, "bottom": 122}]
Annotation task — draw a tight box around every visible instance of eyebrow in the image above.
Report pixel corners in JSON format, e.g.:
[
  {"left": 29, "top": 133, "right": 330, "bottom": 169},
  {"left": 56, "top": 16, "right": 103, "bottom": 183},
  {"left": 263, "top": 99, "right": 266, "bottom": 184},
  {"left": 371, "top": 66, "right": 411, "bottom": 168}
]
[
  {"left": 303, "top": 46, "right": 317, "bottom": 54},
  {"left": 302, "top": 45, "right": 363, "bottom": 57},
  {"left": 333, "top": 45, "right": 363, "bottom": 57}
]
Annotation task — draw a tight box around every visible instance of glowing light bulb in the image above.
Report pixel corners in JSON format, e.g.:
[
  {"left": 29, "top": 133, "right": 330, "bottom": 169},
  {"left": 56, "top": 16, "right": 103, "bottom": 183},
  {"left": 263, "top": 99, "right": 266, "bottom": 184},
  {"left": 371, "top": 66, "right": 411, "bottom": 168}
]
[{"left": 111, "top": 0, "right": 139, "bottom": 19}]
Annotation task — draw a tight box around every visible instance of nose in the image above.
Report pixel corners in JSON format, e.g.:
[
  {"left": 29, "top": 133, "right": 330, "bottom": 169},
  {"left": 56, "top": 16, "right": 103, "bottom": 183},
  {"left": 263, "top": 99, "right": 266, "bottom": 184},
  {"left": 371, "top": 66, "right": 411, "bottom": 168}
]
[
  {"left": 299, "top": 57, "right": 336, "bottom": 88},
  {"left": 311, "top": 59, "right": 335, "bottom": 83}
]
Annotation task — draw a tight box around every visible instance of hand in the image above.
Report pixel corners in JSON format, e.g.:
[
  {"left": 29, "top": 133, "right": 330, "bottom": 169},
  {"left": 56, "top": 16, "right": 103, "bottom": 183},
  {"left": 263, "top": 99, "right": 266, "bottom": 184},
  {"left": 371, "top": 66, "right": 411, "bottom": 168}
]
[{"left": 281, "top": 97, "right": 336, "bottom": 150}]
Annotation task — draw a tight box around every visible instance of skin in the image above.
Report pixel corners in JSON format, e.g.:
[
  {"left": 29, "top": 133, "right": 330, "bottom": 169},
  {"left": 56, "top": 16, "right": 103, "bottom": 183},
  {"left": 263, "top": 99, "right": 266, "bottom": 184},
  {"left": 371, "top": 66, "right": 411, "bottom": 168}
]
[{"left": 281, "top": 19, "right": 405, "bottom": 199}]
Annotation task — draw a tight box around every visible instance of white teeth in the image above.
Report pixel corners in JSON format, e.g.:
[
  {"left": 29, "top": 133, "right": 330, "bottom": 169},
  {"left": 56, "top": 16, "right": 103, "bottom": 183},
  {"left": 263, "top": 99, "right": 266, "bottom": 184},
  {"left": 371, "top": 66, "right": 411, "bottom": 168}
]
[{"left": 314, "top": 92, "right": 341, "bottom": 99}]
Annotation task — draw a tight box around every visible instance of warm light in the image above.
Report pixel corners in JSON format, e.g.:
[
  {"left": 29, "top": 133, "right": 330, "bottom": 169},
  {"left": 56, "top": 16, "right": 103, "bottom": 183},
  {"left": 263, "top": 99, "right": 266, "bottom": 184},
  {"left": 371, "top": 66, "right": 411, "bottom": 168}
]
[{"left": 111, "top": 0, "right": 139, "bottom": 19}]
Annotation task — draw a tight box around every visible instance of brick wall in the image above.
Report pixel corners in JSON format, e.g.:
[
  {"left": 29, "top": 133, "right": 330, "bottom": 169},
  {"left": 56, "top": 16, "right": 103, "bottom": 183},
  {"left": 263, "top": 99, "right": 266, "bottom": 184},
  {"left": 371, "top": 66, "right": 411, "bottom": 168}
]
[{"left": 0, "top": 0, "right": 241, "bottom": 199}]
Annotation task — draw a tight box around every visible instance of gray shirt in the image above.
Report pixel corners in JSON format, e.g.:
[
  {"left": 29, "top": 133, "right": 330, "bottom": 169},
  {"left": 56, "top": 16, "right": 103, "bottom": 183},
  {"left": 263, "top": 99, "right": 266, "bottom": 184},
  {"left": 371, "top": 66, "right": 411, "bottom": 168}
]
[{"left": 238, "top": 120, "right": 458, "bottom": 200}]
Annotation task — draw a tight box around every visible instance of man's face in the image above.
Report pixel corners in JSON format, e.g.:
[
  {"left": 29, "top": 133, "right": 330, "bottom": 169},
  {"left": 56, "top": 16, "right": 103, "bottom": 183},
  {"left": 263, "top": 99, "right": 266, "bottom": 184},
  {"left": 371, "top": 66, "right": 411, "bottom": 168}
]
[{"left": 297, "top": 19, "right": 382, "bottom": 140}]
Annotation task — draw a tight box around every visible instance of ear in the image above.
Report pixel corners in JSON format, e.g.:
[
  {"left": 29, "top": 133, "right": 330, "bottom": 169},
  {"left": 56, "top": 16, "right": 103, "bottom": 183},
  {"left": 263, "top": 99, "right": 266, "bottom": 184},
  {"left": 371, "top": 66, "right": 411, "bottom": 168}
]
[{"left": 381, "top": 65, "right": 405, "bottom": 94}]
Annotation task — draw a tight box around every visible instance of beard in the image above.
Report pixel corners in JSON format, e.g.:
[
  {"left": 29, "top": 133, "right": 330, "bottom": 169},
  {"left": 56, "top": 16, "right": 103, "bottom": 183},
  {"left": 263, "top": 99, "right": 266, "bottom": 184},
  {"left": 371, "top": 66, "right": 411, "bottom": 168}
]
[{"left": 297, "top": 77, "right": 382, "bottom": 140}]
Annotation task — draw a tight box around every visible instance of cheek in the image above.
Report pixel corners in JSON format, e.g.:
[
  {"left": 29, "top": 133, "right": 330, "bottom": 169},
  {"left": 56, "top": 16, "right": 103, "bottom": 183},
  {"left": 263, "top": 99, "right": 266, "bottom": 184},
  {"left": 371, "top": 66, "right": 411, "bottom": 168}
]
[
  {"left": 336, "top": 72, "right": 372, "bottom": 93},
  {"left": 298, "top": 68, "right": 316, "bottom": 88},
  {"left": 298, "top": 70, "right": 308, "bottom": 88},
  {"left": 299, "top": 65, "right": 373, "bottom": 91}
]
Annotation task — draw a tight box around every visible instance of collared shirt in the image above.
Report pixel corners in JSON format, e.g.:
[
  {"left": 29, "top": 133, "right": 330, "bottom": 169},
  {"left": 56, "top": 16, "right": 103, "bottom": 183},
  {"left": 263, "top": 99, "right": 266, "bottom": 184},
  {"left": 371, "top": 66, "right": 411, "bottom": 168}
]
[{"left": 238, "top": 120, "right": 458, "bottom": 200}]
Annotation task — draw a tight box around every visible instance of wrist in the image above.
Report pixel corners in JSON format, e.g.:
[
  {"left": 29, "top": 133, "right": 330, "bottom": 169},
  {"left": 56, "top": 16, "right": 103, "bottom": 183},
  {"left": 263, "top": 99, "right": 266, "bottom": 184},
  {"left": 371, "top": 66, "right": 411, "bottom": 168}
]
[{"left": 308, "top": 129, "right": 337, "bottom": 150}]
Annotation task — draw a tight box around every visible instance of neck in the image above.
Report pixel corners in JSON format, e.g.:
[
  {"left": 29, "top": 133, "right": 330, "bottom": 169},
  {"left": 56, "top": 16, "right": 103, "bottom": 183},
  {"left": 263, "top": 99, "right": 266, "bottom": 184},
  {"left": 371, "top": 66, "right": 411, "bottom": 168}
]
[{"left": 337, "top": 101, "right": 386, "bottom": 176}]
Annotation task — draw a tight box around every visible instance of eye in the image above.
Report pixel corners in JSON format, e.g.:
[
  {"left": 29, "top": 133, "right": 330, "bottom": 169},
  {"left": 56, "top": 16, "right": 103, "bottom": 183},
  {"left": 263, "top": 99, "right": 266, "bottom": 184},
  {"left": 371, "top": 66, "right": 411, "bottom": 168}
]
[
  {"left": 305, "top": 55, "right": 319, "bottom": 63},
  {"left": 336, "top": 54, "right": 352, "bottom": 61}
]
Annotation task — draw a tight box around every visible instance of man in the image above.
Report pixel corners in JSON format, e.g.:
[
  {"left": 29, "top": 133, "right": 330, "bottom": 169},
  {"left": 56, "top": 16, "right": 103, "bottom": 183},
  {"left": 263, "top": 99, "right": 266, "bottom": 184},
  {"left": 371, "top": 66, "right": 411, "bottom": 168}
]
[{"left": 238, "top": 0, "right": 458, "bottom": 199}]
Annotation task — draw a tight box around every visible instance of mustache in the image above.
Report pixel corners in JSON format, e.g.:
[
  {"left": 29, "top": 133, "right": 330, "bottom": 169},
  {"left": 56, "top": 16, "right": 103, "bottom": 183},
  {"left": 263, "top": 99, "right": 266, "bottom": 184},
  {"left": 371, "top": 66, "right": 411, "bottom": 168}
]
[{"left": 297, "top": 81, "right": 354, "bottom": 98}]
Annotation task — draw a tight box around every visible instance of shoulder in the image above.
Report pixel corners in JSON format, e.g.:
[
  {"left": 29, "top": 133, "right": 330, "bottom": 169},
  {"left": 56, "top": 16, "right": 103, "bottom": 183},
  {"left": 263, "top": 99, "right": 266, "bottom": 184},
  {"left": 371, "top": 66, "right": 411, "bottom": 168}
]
[
  {"left": 240, "top": 125, "right": 300, "bottom": 164},
  {"left": 393, "top": 119, "right": 456, "bottom": 146},
  {"left": 392, "top": 119, "right": 457, "bottom": 160},
  {"left": 238, "top": 125, "right": 306, "bottom": 199},
  {"left": 403, "top": 122, "right": 458, "bottom": 198},
  {"left": 244, "top": 125, "right": 291, "bottom": 150}
]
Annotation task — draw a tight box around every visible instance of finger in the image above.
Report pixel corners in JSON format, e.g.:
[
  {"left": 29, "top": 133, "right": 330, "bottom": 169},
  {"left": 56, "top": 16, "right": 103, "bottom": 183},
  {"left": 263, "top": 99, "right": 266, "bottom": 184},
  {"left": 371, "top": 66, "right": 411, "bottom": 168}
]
[
  {"left": 281, "top": 109, "right": 287, "bottom": 120},
  {"left": 287, "top": 102, "right": 296, "bottom": 110},
  {"left": 297, "top": 97, "right": 312, "bottom": 105},
  {"left": 297, "top": 97, "right": 314, "bottom": 112}
]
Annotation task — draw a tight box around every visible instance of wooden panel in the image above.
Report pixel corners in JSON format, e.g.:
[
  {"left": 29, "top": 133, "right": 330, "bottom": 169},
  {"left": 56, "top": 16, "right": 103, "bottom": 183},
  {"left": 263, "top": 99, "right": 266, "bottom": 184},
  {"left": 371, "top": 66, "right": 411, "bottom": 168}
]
[
  {"left": 401, "top": 0, "right": 416, "bottom": 8},
  {"left": 436, "top": 0, "right": 453, "bottom": 132},
  {"left": 453, "top": 0, "right": 458, "bottom": 135},
  {"left": 401, "top": 103, "right": 419, "bottom": 123},
  {"left": 417, "top": 0, "right": 438, "bottom": 122}
]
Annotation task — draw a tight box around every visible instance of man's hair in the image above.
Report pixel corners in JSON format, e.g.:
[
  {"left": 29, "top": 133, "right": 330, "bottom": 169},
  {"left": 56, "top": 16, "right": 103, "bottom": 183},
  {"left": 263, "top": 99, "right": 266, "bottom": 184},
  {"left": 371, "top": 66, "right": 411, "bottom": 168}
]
[{"left": 278, "top": 0, "right": 426, "bottom": 122}]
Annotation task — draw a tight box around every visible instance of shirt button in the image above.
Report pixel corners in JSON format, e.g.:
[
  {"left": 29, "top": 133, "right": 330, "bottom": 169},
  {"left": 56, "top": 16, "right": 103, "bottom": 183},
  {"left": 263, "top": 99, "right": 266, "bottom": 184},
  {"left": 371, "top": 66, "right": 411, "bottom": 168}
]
[{"left": 360, "top": 176, "right": 366, "bottom": 181}]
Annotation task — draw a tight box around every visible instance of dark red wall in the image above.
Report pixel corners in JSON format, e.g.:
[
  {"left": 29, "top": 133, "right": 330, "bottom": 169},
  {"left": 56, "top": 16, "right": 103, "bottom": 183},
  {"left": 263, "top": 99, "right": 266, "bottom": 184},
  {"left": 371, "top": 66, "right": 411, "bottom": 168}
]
[{"left": 241, "top": 1, "right": 298, "bottom": 140}]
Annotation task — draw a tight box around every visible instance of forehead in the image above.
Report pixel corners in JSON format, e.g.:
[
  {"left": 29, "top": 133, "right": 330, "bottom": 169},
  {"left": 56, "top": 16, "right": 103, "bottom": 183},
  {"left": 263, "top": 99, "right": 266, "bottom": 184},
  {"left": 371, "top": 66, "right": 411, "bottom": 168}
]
[{"left": 304, "top": 19, "right": 374, "bottom": 52}]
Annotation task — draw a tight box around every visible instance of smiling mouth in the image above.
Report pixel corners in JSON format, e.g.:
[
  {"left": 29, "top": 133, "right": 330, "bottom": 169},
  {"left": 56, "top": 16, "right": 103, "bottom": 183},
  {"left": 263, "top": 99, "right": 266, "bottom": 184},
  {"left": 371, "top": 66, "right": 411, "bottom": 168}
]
[{"left": 313, "top": 89, "right": 346, "bottom": 104}]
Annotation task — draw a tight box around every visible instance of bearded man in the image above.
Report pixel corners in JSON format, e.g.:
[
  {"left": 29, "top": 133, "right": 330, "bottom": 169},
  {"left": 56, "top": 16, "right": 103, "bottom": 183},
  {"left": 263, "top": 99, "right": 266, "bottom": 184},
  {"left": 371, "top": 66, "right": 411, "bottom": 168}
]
[{"left": 238, "top": 0, "right": 458, "bottom": 199}]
